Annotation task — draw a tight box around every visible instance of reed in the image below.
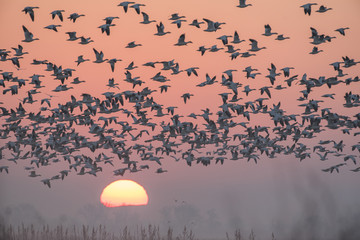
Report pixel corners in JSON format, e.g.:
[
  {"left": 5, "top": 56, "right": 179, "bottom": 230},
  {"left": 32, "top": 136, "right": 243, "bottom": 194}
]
[{"left": 0, "top": 224, "right": 276, "bottom": 240}]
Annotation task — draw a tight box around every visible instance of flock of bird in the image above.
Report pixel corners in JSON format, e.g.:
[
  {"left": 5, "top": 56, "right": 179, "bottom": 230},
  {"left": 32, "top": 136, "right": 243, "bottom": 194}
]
[{"left": 0, "top": 0, "right": 360, "bottom": 188}]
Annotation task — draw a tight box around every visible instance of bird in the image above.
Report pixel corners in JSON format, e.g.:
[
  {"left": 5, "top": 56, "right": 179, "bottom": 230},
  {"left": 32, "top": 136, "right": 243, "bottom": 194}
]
[
  {"left": 22, "top": 26, "right": 39, "bottom": 42},
  {"left": 280, "top": 67, "right": 295, "bottom": 77},
  {"left": 68, "top": 13, "right": 85, "bottom": 22},
  {"left": 98, "top": 24, "right": 115, "bottom": 36},
  {"left": 300, "top": 3, "right": 318, "bottom": 16},
  {"left": 106, "top": 78, "right": 120, "bottom": 89},
  {"left": 103, "top": 16, "right": 119, "bottom": 24},
  {"left": 93, "top": 48, "right": 108, "bottom": 63},
  {"left": 126, "top": 41, "right": 142, "bottom": 48},
  {"left": 125, "top": 61, "right": 138, "bottom": 70},
  {"left": 217, "top": 35, "right": 232, "bottom": 45},
  {"left": 263, "top": 24, "right": 277, "bottom": 36},
  {"left": 65, "top": 32, "right": 79, "bottom": 41},
  {"left": 41, "top": 178, "right": 51, "bottom": 188},
  {"left": 160, "top": 85, "right": 171, "bottom": 93},
  {"left": 185, "top": 67, "right": 199, "bottom": 76},
  {"left": 22, "top": 6, "right": 39, "bottom": 21},
  {"left": 344, "top": 155, "right": 357, "bottom": 165},
  {"left": 75, "top": 55, "right": 90, "bottom": 66},
  {"left": 181, "top": 93, "right": 194, "bottom": 103},
  {"left": 140, "top": 12, "right": 155, "bottom": 24},
  {"left": 0, "top": 166, "right": 9, "bottom": 174},
  {"left": 335, "top": 27, "right": 349, "bottom": 36},
  {"left": 79, "top": 36, "right": 94, "bottom": 44},
  {"left": 155, "top": 22, "right": 171, "bottom": 36},
  {"left": 44, "top": 24, "right": 62, "bottom": 32},
  {"left": 70, "top": 77, "right": 85, "bottom": 84},
  {"left": 209, "top": 45, "right": 224, "bottom": 52},
  {"left": 310, "top": 46, "right": 323, "bottom": 54},
  {"left": 12, "top": 45, "right": 28, "bottom": 56},
  {"left": 197, "top": 46, "right": 209, "bottom": 56},
  {"left": 316, "top": 5, "right": 332, "bottom": 13},
  {"left": 9, "top": 57, "right": 23, "bottom": 69},
  {"left": 171, "top": 19, "right": 187, "bottom": 28},
  {"left": 249, "top": 39, "right": 266, "bottom": 51},
  {"left": 174, "top": 34, "right": 192, "bottom": 46},
  {"left": 130, "top": 3, "right": 145, "bottom": 14},
  {"left": 169, "top": 13, "right": 185, "bottom": 21},
  {"left": 189, "top": 19, "right": 204, "bottom": 28},
  {"left": 231, "top": 31, "right": 245, "bottom": 44},
  {"left": 203, "top": 18, "right": 224, "bottom": 32},
  {"left": 50, "top": 10, "right": 65, "bottom": 21},
  {"left": 237, "top": 0, "right": 252, "bottom": 8},
  {"left": 29, "top": 171, "right": 41, "bottom": 177},
  {"left": 156, "top": 168, "right": 167, "bottom": 173},
  {"left": 275, "top": 34, "right": 290, "bottom": 41},
  {"left": 118, "top": 1, "right": 135, "bottom": 13},
  {"left": 107, "top": 58, "right": 122, "bottom": 72},
  {"left": 322, "top": 163, "right": 346, "bottom": 173}
]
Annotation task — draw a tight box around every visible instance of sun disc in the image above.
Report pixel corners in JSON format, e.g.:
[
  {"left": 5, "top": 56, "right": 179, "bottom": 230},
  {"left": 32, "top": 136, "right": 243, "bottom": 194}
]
[{"left": 100, "top": 180, "right": 148, "bottom": 207}]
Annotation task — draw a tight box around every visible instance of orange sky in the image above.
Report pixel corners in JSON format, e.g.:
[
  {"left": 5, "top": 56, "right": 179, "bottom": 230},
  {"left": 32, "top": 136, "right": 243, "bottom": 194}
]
[{"left": 1, "top": 0, "right": 360, "bottom": 239}]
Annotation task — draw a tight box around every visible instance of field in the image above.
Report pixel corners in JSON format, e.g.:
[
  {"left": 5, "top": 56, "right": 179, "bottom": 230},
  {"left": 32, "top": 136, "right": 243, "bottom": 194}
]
[{"left": 0, "top": 224, "right": 271, "bottom": 240}]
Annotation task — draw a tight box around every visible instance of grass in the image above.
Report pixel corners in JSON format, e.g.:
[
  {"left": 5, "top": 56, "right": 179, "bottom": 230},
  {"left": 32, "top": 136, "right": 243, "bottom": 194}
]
[
  {"left": 0, "top": 224, "right": 276, "bottom": 240},
  {"left": 0, "top": 224, "right": 195, "bottom": 240}
]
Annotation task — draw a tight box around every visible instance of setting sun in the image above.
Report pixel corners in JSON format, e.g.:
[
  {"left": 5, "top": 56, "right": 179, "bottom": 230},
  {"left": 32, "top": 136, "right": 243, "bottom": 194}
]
[{"left": 100, "top": 180, "right": 148, "bottom": 207}]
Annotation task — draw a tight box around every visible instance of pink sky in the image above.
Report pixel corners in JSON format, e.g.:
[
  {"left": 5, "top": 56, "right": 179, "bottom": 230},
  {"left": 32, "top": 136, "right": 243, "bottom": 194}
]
[{"left": 1, "top": 0, "right": 360, "bottom": 239}]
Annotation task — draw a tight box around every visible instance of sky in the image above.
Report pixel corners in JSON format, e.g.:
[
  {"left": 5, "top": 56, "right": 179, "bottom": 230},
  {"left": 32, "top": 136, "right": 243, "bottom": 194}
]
[{"left": 0, "top": 0, "right": 360, "bottom": 239}]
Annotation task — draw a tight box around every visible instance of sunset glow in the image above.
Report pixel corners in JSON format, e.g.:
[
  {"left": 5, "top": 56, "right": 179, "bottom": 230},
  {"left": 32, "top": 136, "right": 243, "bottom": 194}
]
[{"left": 100, "top": 180, "right": 148, "bottom": 207}]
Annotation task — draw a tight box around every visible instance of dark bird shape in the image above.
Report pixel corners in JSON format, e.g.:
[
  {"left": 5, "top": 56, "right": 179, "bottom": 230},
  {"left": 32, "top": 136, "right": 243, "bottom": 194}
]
[
  {"left": 181, "top": 93, "right": 194, "bottom": 104},
  {"left": 98, "top": 24, "right": 115, "bottom": 36},
  {"left": 68, "top": 13, "right": 85, "bottom": 22},
  {"left": 217, "top": 35, "right": 232, "bottom": 45},
  {"left": 316, "top": 5, "right": 332, "bottom": 13},
  {"left": 171, "top": 19, "right": 187, "bottom": 28},
  {"left": 189, "top": 19, "right": 204, "bottom": 28},
  {"left": 237, "top": 0, "right": 252, "bottom": 8},
  {"left": 103, "top": 16, "right": 119, "bottom": 24},
  {"left": 169, "top": 13, "right": 185, "bottom": 20},
  {"left": 231, "top": 31, "right": 245, "bottom": 44},
  {"left": 249, "top": 39, "right": 266, "bottom": 51},
  {"left": 65, "top": 31, "right": 79, "bottom": 41},
  {"left": 12, "top": 45, "right": 28, "bottom": 56},
  {"left": 185, "top": 67, "right": 199, "bottom": 77},
  {"left": 174, "top": 34, "right": 192, "bottom": 46},
  {"left": 93, "top": 48, "right": 108, "bottom": 63},
  {"left": 263, "top": 24, "right": 277, "bottom": 36},
  {"left": 140, "top": 12, "right": 155, "bottom": 24},
  {"left": 155, "top": 22, "right": 170, "bottom": 36},
  {"left": 75, "top": 55, "right": 90, "bottom": 66},
  {"left": 310, "top": 46, "right": 323, "bottom": 54},
  {"left": 44, "top": 24, "right": 62, "bottom": 32},
  {"left": 130, "top": 3, "right": 145, "bottom": 14},
  {"left": 22, "top": 6, "right": 39, "bottom": 22},
  {"left": 107, "top": 58, "right": 122, "bottom": 72},
  {"left": 300, "top": 3, "right": 317, "bottom": 16},
  {"left": 22, "top": 26, "right": 39, "bottom": 42},
  {"left": 275, "top": 34, "right": 290, "bottom": 41},
  {"left": 197, "top": 46, "right": 209, "bottom": 56},
  {"left": 50, "top": 10, "right": 65, "bottom": 21},
  {"left": 126, "top": 41, "right": 142, "bottom": 48},
  {"left": 118, "top": 1, "right": 135, "bottom": 13},
  {"left": 79, "top": 36, "right": 94, "bottom": 44},
  {"left": 335, "top": 27, "right": 349, "bottom": 36}
]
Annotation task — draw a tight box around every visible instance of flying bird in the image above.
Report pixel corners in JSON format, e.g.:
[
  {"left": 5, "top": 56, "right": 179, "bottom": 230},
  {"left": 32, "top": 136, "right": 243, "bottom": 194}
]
[
  {"left": 50, "top": 10, "right": 65, "bottom": 21},
  {"left": 22, "top": 26, "right": 39, "bottom": 42},
  {"left": 22, "top": 6, "right": 39, "bottom": 21}
]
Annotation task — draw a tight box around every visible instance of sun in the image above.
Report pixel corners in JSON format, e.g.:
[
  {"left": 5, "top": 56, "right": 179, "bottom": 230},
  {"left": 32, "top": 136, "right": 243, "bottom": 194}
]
[{"left": 100, "top": 180, "right": 149, "bottom": 207}]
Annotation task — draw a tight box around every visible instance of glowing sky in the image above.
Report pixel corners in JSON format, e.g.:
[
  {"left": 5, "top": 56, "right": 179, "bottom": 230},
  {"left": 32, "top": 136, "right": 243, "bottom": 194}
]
[{"left": 0, "top": 0, "right": 360, "bottom": 239}]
